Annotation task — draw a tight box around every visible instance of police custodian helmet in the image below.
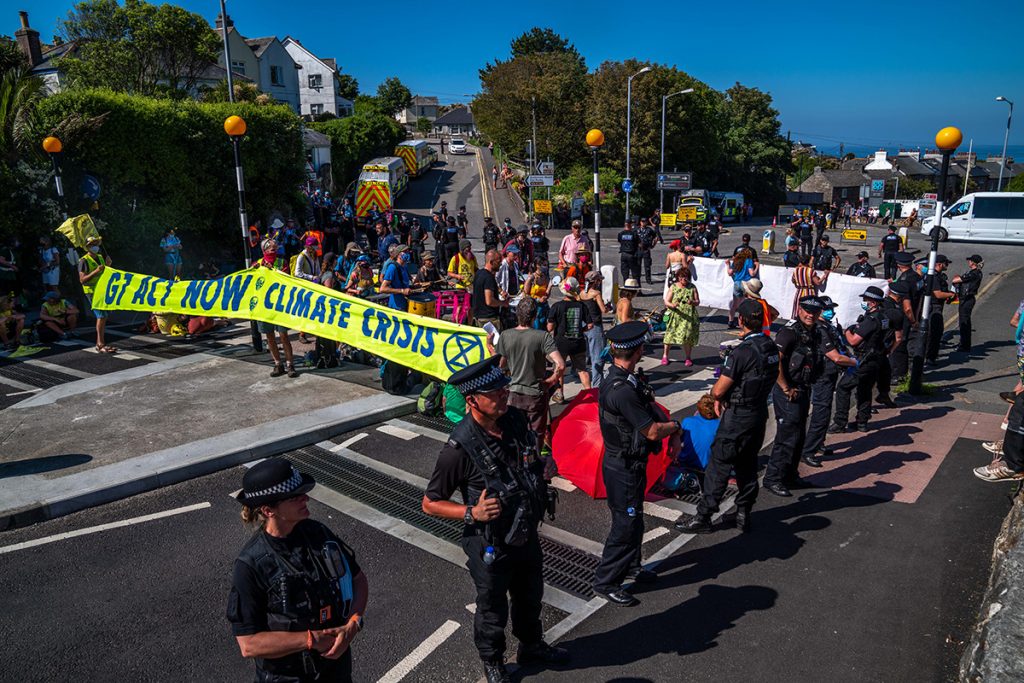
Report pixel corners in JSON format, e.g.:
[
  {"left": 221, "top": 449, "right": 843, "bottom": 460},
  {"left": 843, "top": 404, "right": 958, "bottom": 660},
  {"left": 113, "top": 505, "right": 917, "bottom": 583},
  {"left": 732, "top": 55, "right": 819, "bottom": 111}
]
[{"left": 449, "top": 356, "right": 511, "bottom": 396}]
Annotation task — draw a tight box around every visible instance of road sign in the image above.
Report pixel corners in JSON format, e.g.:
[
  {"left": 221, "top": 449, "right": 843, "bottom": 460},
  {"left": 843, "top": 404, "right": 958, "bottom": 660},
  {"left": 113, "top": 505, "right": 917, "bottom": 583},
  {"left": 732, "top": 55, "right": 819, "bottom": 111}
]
[
  {"left": 570, "top": 196, "right": 584, "bottom": 219},
  {"left": 656, "top": 172, "right": 692, "bottom": 191},
  {"left": 533, "top": 199, "right": 553, "bottom": 214},
  {"left": 622, "top": 178, "right": 633, "bottom": 193},
  {"left": 870, "top": 180, "right": 885, "bottom": 198},
  {"left": 537, "top": 161, "right": 554, "bottom": 175},
  {"left": 660, "top": 213, "right": 677, "bottom": 227},
  {"left": 841, "top": 229, "right": 867, "bottom": 243},
  {"left": 918, "top": 198, "right": 937, "bottom": 219},
  {"left": 923, "top": 192, "right": 938, "bottom": 200},
  {"left": 526, "top": 175, "right": 554, "bottom": 187}
]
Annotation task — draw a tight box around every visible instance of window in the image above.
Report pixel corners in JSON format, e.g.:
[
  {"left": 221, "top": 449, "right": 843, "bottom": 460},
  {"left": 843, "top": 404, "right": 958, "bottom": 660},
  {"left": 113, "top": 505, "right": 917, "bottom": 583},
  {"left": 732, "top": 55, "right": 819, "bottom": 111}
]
[
  {"left": 270, "top": 65, "right": 283, "bottom": 86},
  {"left": 839, "top": 188, "right": 848, "bottom": 198},
  {"left": 230, "top": 60, "right": 246, "bottom": 76},
  {"left": 973, "top": 197, "right": 1010, "bottom": 219},
  {"left": 308, "top": 73, "right": 322, "bottom": 89},
  {"left": 310, "top": 104, "right": 324, "bottom": 116},
  {"left": 946, "top": 201, "right": 971, "bottom": 218},
  {"left": 1008, "top": 198, "right": 1024, "bottom": 220}
]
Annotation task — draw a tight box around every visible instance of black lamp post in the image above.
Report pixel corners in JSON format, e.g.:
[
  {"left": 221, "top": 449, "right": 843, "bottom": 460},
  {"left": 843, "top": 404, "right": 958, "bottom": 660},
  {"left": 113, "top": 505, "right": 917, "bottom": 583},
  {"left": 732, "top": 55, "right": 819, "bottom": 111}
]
[{"left": 224, "top": 115, "right": 263, "bottom": 351}]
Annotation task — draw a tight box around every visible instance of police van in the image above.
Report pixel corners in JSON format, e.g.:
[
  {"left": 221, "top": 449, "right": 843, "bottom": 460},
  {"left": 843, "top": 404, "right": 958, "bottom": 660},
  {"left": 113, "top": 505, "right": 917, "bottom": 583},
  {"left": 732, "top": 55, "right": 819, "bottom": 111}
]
[
  {"left": 921, "top": 192, "right": 1024, "bottom": 243},
  {"left": 710, "top": 191, "right": 745, "bottom": 222},
  {"left": 355, "top": 157, "right": 408, "bottom": 219},
  {"left": 394, "top": 140, "right": 437, "bottom": 178}
]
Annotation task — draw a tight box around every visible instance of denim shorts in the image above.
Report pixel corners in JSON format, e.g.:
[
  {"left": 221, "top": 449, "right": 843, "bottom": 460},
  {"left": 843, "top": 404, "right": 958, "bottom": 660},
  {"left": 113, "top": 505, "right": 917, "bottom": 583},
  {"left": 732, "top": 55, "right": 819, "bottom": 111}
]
[{"left": 257, "top": 320, "right": 289, "bottom": 334}]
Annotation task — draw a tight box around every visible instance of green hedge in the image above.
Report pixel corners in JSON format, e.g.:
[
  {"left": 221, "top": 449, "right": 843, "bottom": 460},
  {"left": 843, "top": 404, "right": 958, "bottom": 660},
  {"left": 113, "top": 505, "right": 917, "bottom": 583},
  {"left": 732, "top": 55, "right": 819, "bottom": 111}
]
[
  {"left": 311, "top": 113, "right": 405, "bottom": 195},
  {"left": 36, "top": 89, "right": 305, "bottom": 273}
]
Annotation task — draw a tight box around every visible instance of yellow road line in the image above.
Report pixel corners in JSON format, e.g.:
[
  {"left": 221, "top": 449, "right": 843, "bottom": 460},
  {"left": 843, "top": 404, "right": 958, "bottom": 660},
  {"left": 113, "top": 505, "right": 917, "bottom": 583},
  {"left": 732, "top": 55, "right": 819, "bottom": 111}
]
[
  {"left": 474, "top": 145, "right": 492, "bottom": 218},
  {"left": 943, "top": 264, "right": 1020, "bottom": 331}
]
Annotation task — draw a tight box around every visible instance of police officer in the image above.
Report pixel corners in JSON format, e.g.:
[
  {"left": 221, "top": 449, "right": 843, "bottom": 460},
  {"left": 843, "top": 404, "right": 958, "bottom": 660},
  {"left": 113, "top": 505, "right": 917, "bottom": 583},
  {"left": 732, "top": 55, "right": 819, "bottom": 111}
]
[
  {"left": 228, "top": 458, "right": 369, "bottom": 683},
  {"left": 764, "top": 296, "right": 854, "bottom": 497},
  {"left": 678, "top": 300, "right": 779, "bottom": 534},
  {"left": 617, "top": 219, "right": 641, "bottom": 283},
  {"left": 693, "top": 222, "right": 714, "bottom": 257},
  {"left": 846, "top": 251, "right": 877, "bottom": 278},
  {"left": 874, "top": 280, "right": 907, "bottom": 408},
  {"left": 952, "top": 254, "right": 984, "bottom": 353},
  {"left": 482, "top": 217, "right": 501, "bottom": 254},
  {"left": 593, "top": 321, "right": 682, "bottom": 606},
  {"left": 422, "top": 357, "right": 567, "bottom": 683},
  {"left": 831, "top": 286, "right": 888, "bottom": 433},
  {"left": 926, "top": 254, "right": 956, "bottom": 364},
  {"left": 878, "top": 225, "right": 903, "bottom": 279},
  {"left": 801, "top": 296, "right": 847, "bottom": 467},
  {"left": 798, "top": 214, "right": 814, "bottom": 257},
  {"left": 812, "top": 234, "right": 841, "bottom": 272},
  {"left": 889, "top": 251, "right": 921, "bottom": 380},
  {"left": 636, "top": 218, "right": 662, "bottom": 284}
]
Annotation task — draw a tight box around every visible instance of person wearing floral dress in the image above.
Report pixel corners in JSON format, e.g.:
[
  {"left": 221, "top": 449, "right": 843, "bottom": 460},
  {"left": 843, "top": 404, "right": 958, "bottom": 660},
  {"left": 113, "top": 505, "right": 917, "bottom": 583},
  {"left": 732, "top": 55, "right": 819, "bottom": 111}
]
[{"left": 662, "top": 266, "right": 700, "bottom": 366}]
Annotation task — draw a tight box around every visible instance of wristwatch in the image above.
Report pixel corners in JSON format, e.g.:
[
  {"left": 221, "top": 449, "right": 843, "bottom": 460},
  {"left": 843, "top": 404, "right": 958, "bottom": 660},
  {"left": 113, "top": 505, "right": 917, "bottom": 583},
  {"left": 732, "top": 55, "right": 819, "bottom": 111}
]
[{"left": 464, "top": 505, "right": 475, "bottom": 525}]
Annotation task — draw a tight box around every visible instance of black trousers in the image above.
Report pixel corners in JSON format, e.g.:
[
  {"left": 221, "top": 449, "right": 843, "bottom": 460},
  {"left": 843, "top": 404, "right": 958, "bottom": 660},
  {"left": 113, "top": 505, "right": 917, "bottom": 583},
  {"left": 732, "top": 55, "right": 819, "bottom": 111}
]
[
  {"left": 833, "top": 361, "right": 878, "bottom": 428},
  {"left": 803, "top": 372, "right": 838, "bottom": 458},
  {"left": 640, "top": 250, "right": 653, "bottom": 282},
  {"left": 765, "top": 385, "right": 811, "bottom": 485},
  {"left": 890, "top": 321, "right": 913, "bottom": 379},
  {"left": 926, "top": 310, "right": 944, "bottom": 361},
  {"left": 699, "top": 407, "right": 767, "bottom": 516},
  {"left": 875, "top": 354, "right": 892, "bottom": 397},
  {"left": 883, "top": 253, "right": 897, "bottom": 280},
  {"left": 958, "top": 297, "right": 976, "bottom": 351},
  {"left": 800, "top": 237, "right": 813, "bottom": 258},
  {"left": 619, "top": 255, "right": 641, "bottom": 283},
  {"left": 593, "top": 456, "right": 646, "bottom": 593},
  {"left": 461, "top": 532, "right": 544, "bottom": 662},
  {"left": 844, "top": 215, "right": 851, "bottom": 228}
]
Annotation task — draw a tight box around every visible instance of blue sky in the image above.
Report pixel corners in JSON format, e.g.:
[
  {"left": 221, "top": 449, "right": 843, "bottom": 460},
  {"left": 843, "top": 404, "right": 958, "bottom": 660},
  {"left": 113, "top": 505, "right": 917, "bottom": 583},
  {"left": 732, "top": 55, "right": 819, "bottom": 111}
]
[{"left": 15, "top": 0, "right": 1023, "bottom": 152}]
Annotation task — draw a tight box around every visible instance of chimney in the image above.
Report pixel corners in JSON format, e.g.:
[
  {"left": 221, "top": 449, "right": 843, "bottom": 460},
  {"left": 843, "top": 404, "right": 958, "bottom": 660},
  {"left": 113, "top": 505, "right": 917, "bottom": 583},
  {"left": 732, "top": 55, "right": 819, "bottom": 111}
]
[
  {"left": 15, "top": 11, "right": 43, "bottom": 68},
  {"left": 215, "top": 12, "right": 233, "bottom": 30}
]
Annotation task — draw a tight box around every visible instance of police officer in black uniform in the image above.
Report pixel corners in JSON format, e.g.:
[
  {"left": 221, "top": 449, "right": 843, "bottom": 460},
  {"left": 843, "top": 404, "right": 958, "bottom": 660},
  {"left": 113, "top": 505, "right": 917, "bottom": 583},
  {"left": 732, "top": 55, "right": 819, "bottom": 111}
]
[
  {"left": 798, "top": 215, "right": 814, "bottom": 257},
  {"left": 952, "top": 254, "right": 984, "bottom": 353},
  {"left": 228, "top": 458, "right": 369, "bottom": 683},
  {"left": 831, "top": 286, "right": 888, "bottom": 433},
  {"left": 801, "top": 296, "right": 847, "bottom": 467},
  {"left": 889, "top": 251, "right": 921, "bottom": 380},
  {"left": 875, "top": 280, "right": 908, "bottom": 408},
  {"left": 846, "top": 251, "right": 877, "bottom": 278},
  {"left": 636, "top": 218, "right": 662, "bottom": 284},
  {"left": 926, "top": 254, "right": 956, "bottom": 364},
  {"left": 422, "top": 356, "right": 567, "bottom": 683},
  {"left": 593, "top": 321, "right": 682, "bottom": 606},
  {"left": 812, "top": 234, "right": 841, "bottom": 272},
  {"left": 878, "top": 225, "right": 903, "bottom": 279},
  {"left": 764, "top": 296, "right": 854, "bottom": 497},
  {"left": 617, "top": 219, "right": 641, "bottom": 283},
  {"left": 678, "top": 300, "right": 779, "bottom": 533},
  {"left": 482, "top": 217, "right": 501, "bottom": 254}
]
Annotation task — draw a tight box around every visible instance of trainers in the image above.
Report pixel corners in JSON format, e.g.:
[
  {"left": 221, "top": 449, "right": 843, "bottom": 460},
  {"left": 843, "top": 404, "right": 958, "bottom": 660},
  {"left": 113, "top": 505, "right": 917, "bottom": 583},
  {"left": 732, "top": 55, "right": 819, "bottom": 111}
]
[
  {"left": 684, "top": 358, "right": 693, "bottom": 367},
  {"left": 973, "top": 462, "right": 1024, "bottom": 482},
  {"left": 270, "top": 363, "right": 285, "bottom": 378},
  {"left": 552, "top": 390, "right": 564, "bottom": 404},
  {"left": 983, "top": 440, "right": 1004, "bottom": 455},
  {"left": 286, "top": 362, "right": 299, "bottom": 378}
]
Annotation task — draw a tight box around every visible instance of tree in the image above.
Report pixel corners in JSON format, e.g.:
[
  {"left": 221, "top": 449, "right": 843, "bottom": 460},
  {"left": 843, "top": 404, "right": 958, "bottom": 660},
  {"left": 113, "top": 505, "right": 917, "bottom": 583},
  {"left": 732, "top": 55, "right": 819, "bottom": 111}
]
[
  {"left": 0, "top": 65, "right": 44, "bottom": 163},
  {"left": 312, "top": 112, "right": 405, "bottom": 191},
  {"left": 199, "top": 79, "right": 271, "bottom": 105},
  {"left": 375, "top": 77, "right": 412, "bottom": 117},
  {"left": 416, "top": 116, "right": 432, "bottom": 136},
  {"left": 888, "top": 176, "right": 934, "bottom": 199},
  {"left": 0, "top": 38, "right": 27, "bottom": 73},
  {"left": 509, "top": 28, "right": 583, "bottom": 66},
  {"left": 1007, "top": 174, "right": 1024, "bottom": 192},
  {"left": 58, "top": 0, "right": 220, "bottom": 96},
  {"left": 335, "top": 72, "right": 358, "bottom": 101},
  {"left": 716, "top": 83, "right": 792, "bottom": 210}
]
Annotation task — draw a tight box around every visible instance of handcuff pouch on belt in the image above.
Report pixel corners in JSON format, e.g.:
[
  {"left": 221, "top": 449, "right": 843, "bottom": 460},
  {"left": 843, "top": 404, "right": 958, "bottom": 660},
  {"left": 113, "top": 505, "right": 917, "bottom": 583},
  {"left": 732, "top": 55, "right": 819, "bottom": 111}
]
[{"left": 784, "top": 321, "right": 821, "bottom": 386}]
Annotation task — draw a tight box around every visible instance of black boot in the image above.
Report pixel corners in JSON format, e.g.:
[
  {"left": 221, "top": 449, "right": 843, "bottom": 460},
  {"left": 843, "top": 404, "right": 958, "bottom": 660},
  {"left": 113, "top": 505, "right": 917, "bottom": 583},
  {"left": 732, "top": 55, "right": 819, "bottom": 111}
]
[
  {"left": 675, "top": 514, "right": 713, "bottom": 534},
  {"left": 517, "top": 640, "right": 570, "bottom": 666},
  {"left": 734, "top": 508, "right": 751, "bottom": 533},
  {"left": 483, "top": 661, "right": 511, "bottom": 683},
  {"left": 801, "top": 454, "right": 822, "bottom": 468}
]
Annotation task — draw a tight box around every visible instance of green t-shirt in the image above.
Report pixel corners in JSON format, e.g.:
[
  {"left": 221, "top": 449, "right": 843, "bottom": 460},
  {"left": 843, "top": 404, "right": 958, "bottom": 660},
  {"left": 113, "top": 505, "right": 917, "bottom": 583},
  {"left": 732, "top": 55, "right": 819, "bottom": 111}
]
[
  {"left": 443, "top": 383, "right": 466, "bottom": 424},
  {"left": 495, "top": 327, "right": 556, "bottom": 396}
]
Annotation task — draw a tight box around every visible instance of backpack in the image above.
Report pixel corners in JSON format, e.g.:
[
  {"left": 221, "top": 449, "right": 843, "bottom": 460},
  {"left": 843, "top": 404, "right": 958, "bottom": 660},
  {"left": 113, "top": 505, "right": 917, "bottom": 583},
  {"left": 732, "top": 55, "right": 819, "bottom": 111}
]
[
  {"left": 417, "top": 381, "right": 444, "bottom": 416},
  {"left": 380, "top": 360, "right": 411, "bottom": 395}
]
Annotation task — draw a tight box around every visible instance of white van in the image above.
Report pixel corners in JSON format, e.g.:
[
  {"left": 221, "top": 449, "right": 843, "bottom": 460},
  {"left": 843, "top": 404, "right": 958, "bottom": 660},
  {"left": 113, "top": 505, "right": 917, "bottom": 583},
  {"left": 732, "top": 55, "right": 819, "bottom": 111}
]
[{"left": 921, "top": 192, "right": 1024, "bottom": 243}]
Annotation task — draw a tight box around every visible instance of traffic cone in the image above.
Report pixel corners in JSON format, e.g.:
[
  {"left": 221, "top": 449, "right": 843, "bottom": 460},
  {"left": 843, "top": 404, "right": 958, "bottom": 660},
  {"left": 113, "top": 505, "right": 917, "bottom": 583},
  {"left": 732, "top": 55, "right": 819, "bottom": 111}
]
[{"left": 772, "top": 216, "right": 776, "bottom": 228}]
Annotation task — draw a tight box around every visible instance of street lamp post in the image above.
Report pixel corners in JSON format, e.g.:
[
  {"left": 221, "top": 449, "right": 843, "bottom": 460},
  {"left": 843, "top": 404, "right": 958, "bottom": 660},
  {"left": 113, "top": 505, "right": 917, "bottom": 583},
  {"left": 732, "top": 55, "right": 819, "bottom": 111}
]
[
  {"left": 909, "top": 125, "right": 961, "bottom": 395},
  {"left": 42, "top": 135, "right": 68, "bottom": 219},
  {"left": 625, "top": 66, "right": 651, "bottom": 221},
  {"left": 996, "top": 96, "right": 1014, "bottom": 190},
  {"left": 587, "top": 129, "right": 605, "bottom": 270},
  {"left": 224, "top": 115, "right": 262, "bottom": 351},
  {"left": 659, "top": 88, "right": 694, "bottom": 213}
]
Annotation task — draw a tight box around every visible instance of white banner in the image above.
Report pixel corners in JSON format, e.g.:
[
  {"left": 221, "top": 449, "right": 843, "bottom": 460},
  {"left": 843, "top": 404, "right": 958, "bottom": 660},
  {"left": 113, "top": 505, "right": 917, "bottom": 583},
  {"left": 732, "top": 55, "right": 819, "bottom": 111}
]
[{"left": 683, "top": 257, "right": 887, "bottom": 329}]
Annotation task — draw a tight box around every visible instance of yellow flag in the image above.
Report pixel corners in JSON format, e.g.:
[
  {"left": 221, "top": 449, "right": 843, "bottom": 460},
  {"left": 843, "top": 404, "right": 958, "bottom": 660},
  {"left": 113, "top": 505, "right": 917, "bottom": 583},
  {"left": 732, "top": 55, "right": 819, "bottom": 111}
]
[{"left": 55, "top": 214, "right": 100, "bottom": 249}]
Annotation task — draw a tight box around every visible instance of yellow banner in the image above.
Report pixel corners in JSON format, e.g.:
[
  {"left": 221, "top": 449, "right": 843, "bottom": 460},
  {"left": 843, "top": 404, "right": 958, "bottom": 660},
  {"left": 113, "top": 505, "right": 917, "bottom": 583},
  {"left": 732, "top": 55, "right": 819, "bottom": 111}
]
[
  {"left": 659, "top": 212, "right": 677, "bottom": 227},
  {"left": 533, "top": 199, "right": 552, "bottom": 214},
  {"left": 90, "top": 267, "right": 488, "bottom": 380},
  {"left": 55, "top": 214, "right": 101, "bottom": 249}
]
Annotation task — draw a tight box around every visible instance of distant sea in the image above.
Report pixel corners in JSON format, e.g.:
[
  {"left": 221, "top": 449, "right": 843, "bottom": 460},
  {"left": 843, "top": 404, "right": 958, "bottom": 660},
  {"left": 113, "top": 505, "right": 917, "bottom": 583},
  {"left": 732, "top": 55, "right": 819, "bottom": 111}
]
[{"left": 808, "top": 143, "right": 1023, "bottom": 161}]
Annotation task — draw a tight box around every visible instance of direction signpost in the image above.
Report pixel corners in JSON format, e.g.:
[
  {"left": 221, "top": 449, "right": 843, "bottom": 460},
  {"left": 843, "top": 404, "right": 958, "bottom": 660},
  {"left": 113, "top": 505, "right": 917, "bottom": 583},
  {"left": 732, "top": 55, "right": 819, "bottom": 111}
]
[
  {"left": 538, "top": 161, "right": 554, "bottom": 175},
  {"left": 656, "top": 172, "right": 692, "bottom": 191},
  {"left": 526, "top": 175, "right": 555, "bottom": 187}
]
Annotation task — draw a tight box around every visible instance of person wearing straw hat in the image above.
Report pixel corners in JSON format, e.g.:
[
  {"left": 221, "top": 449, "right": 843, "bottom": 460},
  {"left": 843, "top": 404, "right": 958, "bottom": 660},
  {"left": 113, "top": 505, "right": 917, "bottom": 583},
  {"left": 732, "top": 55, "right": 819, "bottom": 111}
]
[
  {"left": 617, "top": 278, "right": 642, "bottom": 324},
  {"left": 741, "top": 279, "right": 778, "bottom": 336},
  {"left": 227, "top": 458, "right": 369, "bottom": 683}
]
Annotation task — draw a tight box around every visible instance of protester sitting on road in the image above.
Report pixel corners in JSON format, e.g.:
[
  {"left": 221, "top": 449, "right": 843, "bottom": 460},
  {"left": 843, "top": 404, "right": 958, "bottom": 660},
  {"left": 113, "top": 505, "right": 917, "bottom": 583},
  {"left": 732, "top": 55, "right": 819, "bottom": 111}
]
[
  {"left": 345, "top": 255, "right": 376, "bottom": 298},
  {"left": 662, "top": 266, "right": 700, "bottom": 367},
  {"left": 447, "top": 239, "right": 477, "bottom": 292},
  {"left": 678, "top": 394, "right": 721, "bottom": 472},
  {"left": 228, "top": 458, "right": 369, "bottom": 682},
  {"left": 319, "top": 253, "right": 341, "bottom": 291},
  {"left": 414, "top": 252, "right": 444, "bottom": 292},
  {"left": 256, "top": 238, "right": 297, "bottom": 378},
  {"left": 617, "top": 278, "right": 641, "bottom": 324},
  {"left": 37, "top": 291, "right": 78, "bottom": 342},
  {"left": 0, "top": 293, "right": 25, "bottom": 349},
  {"left": 380, "top": 245, "right": 414, "bottom": 311},
  {"left": 496, "top": 296, "right": 566, "bottom": 445},
  {"left": 547, "top": 276, "right": 593, "bottom": 403},
  {"left": 160, "top": 227, "right": 183, "bottom": 280}
]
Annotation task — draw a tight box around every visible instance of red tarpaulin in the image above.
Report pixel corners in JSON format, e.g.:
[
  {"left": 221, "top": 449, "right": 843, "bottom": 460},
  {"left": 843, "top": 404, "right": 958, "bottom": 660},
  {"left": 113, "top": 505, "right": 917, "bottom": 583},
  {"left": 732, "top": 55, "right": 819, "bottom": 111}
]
[{"left": 550, "top": 388, "right": 674, "bottom": 499}]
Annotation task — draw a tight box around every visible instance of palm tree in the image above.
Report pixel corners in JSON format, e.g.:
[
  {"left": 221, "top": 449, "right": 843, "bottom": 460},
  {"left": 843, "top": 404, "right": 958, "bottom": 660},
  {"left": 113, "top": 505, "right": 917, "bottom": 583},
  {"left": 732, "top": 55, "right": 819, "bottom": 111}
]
[{"left": 0, "top": 64, "right": 45, "bottom": 164}]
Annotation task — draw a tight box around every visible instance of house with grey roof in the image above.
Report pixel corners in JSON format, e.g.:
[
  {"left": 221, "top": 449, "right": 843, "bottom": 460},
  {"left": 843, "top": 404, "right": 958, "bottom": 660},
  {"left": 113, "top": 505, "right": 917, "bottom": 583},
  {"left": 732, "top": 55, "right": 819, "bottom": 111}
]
[
  {"left": 396, "top": 96, "right": 439, "bottom": 127},
  {"left": 282, "top": 37, "right": 353, "bottom": 120},
  {"left": 794, "top": 168, "right": 869, "bottom": 206},
  {"left": 213, "top": 14, "right": 301, "bottom": 113},
  {"left": 432, "top": 106, "right": 476, "bottom": 137}
]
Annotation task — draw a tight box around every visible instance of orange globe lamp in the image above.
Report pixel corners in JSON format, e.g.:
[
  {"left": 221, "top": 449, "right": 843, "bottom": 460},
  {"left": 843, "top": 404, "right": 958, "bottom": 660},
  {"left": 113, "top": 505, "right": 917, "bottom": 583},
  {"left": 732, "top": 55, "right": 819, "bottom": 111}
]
[
  {"left": 42, "top": 136, "right": 63, "bottom": 154},
  {"left": 224, "top": 115, "right": 247, "bottom": 137},
  {"left": 935, "top": 126, "right": 962, "bottom": 152},
  {"left": 586, "top": 129, "right": 605, "bottom": 148}
]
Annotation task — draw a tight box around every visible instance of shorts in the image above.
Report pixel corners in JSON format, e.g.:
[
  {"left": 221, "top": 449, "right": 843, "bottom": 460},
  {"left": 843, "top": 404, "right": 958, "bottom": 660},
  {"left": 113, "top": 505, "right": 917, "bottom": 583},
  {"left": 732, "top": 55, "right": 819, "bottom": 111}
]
[
  {"left": 93, "top": 308, "right": 108, "bottom": 319},
  {"left": 557, "top": 340, "right": 589, "bottom": 374},
  {"left": 165, "top": 253, "right": 182, "bottom": 266},
  {"left": 508, "top": 391, "right": 550, "bottom": 437},
  {"left": 257, "top": 320, "right": 289, "bottom": 334},
  {"left": 42, "top": 269, "right": 59, "bottom": 286},
  {"left": 732, "top": 281, "right": 745, "bottom": 298}
]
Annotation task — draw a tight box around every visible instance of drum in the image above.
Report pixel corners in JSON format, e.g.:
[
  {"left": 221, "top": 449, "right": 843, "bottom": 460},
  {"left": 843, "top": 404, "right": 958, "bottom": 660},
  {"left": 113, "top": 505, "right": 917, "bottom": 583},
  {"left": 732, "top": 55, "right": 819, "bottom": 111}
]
[{"left": 408, "top": 292, "right": 436, "bottom": 318}]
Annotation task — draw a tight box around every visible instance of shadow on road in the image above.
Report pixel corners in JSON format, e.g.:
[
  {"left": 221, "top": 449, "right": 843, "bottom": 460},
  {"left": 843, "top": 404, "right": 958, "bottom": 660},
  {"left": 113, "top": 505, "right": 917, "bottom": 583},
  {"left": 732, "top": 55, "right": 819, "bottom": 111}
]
[{"left": 0, "top": 453, "right": 92, "bottom": 478}]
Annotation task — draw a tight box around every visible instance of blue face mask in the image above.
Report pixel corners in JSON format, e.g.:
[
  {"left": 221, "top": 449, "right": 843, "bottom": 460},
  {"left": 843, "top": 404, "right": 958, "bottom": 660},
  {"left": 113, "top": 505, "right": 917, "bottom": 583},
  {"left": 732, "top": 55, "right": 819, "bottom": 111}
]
[
  {"left": 823, "top": 309, "right": 836, "bottom": 321},
  {"left": 399, "top": 252, "right": 411, "bottom": 264},
  {"left": 861, "top": 302, "right": 869, "bottom": 312}
]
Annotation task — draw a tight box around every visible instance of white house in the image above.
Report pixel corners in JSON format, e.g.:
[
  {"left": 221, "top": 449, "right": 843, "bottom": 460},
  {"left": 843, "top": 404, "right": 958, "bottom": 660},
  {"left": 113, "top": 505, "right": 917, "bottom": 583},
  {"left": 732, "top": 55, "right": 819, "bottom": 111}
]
[
  {"left": 281, "top": 37, "right": 353, "bottom": 119},
  {"left": 396, "top": 96, "right": 439, "bottom": 127},
  {"left": 243, "top": 36, "right": 301, "bottom": 113}
]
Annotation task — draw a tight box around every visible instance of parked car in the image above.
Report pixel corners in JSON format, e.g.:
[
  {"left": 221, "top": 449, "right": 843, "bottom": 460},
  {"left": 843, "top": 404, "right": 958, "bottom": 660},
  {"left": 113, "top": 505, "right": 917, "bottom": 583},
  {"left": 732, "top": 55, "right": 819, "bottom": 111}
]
[{"left": 448, "top": 138, "right": 467, "bottom": 155}]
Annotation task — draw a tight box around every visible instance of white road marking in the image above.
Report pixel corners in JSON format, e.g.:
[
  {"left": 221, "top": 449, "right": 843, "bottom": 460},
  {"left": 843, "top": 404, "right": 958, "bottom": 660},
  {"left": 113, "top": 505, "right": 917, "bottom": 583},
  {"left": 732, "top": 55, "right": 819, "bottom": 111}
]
[
  {"left": 465, "top": 603, "right": 476, "bottom": 614},
  {"left": 0, "top": 502, "right": 211, "bottom": 555},
  {"left": 54, "top": 339, "right": 89, "bottom": 347},
  {"left": 25, "top": 358, "right": 95, "bottom": 379},
  {"left": 643, "top": 527, "right": 669, "bottom": 544},
  {"left": 376, "top": 619, "right": 460, "bottom": 683},
  {"left": 377, "top": 424, "right": 420, "bottom": 441},
  {"left": 643, "top": 502, "right": 682, "bottom": 522},
  {"left": 539, "top": 524, "right": 604, "bottom": 557},
  {"left": 387, "top": 418, "right": 449, "bottom": 443},
  {"left": 0, "top": 376, "right": 38, "bottom": 392},
  {"left": 5, "top": 388, "right": 41, "bottom": 397},
  {"left": 332, "top": 433, "right": 368, "bottom": 451}
]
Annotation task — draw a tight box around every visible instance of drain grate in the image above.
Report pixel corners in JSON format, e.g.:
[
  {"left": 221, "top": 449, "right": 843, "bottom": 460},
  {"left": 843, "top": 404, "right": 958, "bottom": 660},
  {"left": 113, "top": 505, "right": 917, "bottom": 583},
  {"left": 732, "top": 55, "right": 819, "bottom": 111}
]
[
  {"left": 289, "top": 445, "right": 599, "bottom": 598},
  {"left": 401, "top": 412, "right": 456, "bottom": 435},
  {"left": 0, "top": 363, "right": 80, "bottom": 389}
]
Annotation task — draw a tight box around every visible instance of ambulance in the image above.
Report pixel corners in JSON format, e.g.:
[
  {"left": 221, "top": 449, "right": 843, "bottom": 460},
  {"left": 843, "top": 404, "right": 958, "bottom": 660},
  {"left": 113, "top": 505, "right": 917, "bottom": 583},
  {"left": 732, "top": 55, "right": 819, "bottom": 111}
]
[
  {"left": 394, "top": 140, "right": 437, "bottom": 178},
  {"left": 355, "top": 157, "right": 408, "bottom": 219}
]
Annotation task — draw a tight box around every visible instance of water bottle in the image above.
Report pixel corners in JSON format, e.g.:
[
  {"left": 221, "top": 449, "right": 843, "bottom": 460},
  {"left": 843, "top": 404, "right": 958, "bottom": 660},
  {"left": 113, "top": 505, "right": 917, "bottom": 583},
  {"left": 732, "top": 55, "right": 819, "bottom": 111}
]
[
  {"left": 483, "top": 546, "right": 496, "bottom": 565},
  {"left": 627, "top": 506, "right": 637, "bottom": 518}
]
